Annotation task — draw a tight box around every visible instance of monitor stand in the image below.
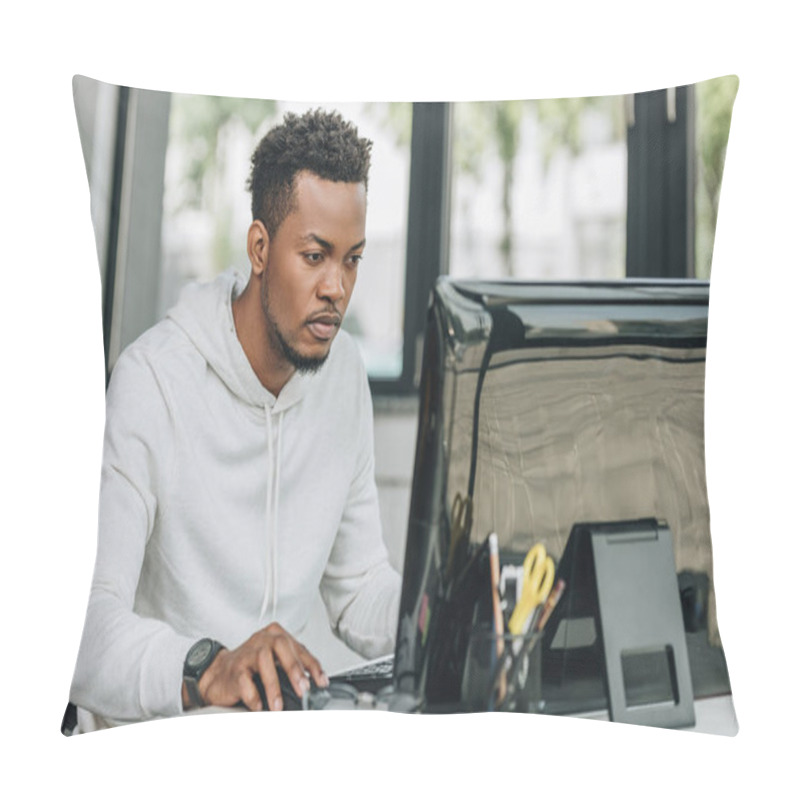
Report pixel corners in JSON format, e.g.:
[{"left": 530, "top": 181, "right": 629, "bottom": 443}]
[{"left": 540, "top": 518, "right": 695, "bottom": 728}]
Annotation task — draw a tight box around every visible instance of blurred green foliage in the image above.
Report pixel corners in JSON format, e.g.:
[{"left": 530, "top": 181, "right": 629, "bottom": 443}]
[
  {"left": 166, "top": 82, "right": 736, "bottom": 280},
  {"left": 453, "top": 96, "right": 624, "bottom": 275},
  {"left": 170, "top": 93, "right": 277, "bottom": 207},
  {"left": 363, "top": 101, "right": 413, "bottom": 150},
  {"left": 168, "top": 93, "right": 278, "bottom": 272},
  {"left": 537, "top": 95, "right": 625, "bottom": 165},
  {"left": 695, "top": 75, "right": 739, "bottom": 278}
]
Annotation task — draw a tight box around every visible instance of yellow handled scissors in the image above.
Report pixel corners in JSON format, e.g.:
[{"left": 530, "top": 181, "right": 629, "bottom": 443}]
[{"left": 507, "top": 543, "right": 555, "bottom": 636}]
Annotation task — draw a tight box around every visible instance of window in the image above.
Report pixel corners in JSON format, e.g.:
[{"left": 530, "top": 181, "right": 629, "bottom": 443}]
[
  {"left": 450, "top": 97, "right": 627, "bottom": 281},
  {"left": 77, "top": 77, "right": 736, "bottom": 392}
]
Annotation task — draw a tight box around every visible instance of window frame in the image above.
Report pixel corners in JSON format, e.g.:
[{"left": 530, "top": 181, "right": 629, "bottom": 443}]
[
  {"left": 98, "top": 88, "right": 697, "bottom": 394},
  {"left": 625, "top": 85, "right": 696, "bottom": 278},
  {"left": 370, "top": 102, "right": 452, "bottom": 397}
]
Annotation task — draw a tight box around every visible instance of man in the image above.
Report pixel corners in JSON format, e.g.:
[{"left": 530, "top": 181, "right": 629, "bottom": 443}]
[{"left": 68, "top": 109, "right": 401, "bottom": 731}]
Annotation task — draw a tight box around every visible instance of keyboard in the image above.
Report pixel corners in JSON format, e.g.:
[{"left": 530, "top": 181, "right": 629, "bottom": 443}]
[{"left": 329, "top": 654, "right": 394, "bottom": 695}]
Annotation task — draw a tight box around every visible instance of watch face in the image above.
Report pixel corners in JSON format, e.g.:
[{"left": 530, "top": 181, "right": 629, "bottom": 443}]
[{"left": 188, "top": 639, "right": 212, "bottom": 669}]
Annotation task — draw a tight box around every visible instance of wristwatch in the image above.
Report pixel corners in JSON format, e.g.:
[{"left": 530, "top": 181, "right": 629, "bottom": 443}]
[{"left": 183, "top": 638, "right": 224, "bottom": 709}]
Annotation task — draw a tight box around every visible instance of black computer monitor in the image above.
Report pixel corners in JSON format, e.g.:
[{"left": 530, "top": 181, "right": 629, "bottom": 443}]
[{"left": 393, "top": 276, "right": 730, "bottom": 712}]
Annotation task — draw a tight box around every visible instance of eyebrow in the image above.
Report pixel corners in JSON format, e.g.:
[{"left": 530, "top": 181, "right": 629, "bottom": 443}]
[{"left": 301, "top": 234, "right": 366, "bottom": 253}]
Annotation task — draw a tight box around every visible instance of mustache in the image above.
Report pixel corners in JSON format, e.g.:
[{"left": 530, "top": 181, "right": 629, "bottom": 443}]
[{"left": 306, "top": 308, "right": 342, "bottom": 326}]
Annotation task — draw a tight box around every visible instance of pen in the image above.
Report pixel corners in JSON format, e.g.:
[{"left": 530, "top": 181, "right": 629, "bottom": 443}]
[
  {"left": 488, "top": 533, "right": 503, "bottom": 639},
  {"left": 488, "top": 532, "right": 506, "bottom": 707},
  {"left": 534, "top": 578, "right": 566, "bottom": 632}
]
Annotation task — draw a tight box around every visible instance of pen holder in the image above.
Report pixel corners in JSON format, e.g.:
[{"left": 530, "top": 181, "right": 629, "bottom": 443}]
[{"left": 461, "top": 628, "right": 543, "bottom": 713}]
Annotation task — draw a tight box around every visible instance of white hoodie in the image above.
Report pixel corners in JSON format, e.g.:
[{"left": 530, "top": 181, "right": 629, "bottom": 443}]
[{"left": 69, "top": 269, "right": 401, "bottom": 726}]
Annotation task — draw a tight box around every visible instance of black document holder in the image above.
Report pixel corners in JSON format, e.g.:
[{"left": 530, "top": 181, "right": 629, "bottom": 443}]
[{"left": 540, "top": 518, "right": 695, "bottom": 728}]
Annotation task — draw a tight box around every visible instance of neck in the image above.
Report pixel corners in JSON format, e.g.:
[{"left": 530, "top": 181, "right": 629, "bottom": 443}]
[{"left": 232, "top": 279, "right": 294, "bottom": 396}]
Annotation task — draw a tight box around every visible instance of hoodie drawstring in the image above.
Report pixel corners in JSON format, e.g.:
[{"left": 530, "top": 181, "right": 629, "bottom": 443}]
[{"left": 259, "top": 405, "right": 283, "bottom": 622}]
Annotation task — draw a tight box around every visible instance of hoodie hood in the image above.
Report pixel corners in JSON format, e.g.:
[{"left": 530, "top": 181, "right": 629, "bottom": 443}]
[{"left": 166, "top": 268, "right": 309, "bottom": 413}]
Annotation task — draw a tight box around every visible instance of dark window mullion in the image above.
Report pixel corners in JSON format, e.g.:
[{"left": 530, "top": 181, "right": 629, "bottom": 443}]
[
  {"left": 626, "top": 85, "right": 693, "bottom": 279},
  {"left": 371, "top": 102, "right": 451, "bottom": 396}
]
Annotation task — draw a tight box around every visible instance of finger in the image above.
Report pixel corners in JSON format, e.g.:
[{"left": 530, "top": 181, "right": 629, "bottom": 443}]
[
  {"left": 270, "top": 634, "right": 312, "bottom": 697},
  {"left": 295, "top": 643, "right": 328, "bottom": 688},
  {"left": 237, "top": 669, "right": 264, "bottom": 712},
  {"left": 256, "top": 651, "right": 285, "bottom": 712}
]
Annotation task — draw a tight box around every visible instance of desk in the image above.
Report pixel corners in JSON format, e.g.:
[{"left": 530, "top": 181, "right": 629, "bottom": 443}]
[
  {"left": 192, "top": 693, "right": 737, "bottom": 735},
  {"left": 571, "top": 694, "right": 737, "bottom": 735}
]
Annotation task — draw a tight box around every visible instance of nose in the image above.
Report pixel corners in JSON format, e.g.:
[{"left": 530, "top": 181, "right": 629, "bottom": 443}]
[{"left": 317, "top": 262, "right": 346, "bottom": 305}]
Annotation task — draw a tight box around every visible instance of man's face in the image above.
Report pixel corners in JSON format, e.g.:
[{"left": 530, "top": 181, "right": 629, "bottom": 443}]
[{"left": 260, "top": 171, "right": 367, "bottom": 374}]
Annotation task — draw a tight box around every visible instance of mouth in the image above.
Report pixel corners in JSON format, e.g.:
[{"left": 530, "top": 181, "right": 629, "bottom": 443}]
[{"left": 306, "top": 312, "right": 341, "bottom": 342}]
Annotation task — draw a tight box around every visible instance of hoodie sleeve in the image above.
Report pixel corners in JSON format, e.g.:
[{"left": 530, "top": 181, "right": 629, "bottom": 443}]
[
  {"left": 319, "top": 363, "right": 401, "bottom": 659},
  {"left": 69, "top": 345, "right": 196, "bottom": 723}
]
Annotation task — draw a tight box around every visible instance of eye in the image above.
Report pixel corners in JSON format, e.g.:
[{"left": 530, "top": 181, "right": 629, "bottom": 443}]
[
  {"left": 304, "top": 252, "right": 324, "bottom": 265},
  {"left": 347, "top": 254, "right": 363, "bottom": 268}
]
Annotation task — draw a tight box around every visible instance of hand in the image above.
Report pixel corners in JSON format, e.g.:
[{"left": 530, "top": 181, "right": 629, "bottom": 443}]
[{"left": 188, "top": 623, "right": 329, "bottom": 711}]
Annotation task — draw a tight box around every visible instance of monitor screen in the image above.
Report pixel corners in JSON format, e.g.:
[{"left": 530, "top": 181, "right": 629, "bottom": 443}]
[{"left": 393, "top": 277, "right": 730, "bottom": 713}]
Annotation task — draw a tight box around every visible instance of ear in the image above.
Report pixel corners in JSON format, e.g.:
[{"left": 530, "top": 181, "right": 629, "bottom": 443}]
[{"left": 246, "top": 220, "right": 270, "bottom": 277}]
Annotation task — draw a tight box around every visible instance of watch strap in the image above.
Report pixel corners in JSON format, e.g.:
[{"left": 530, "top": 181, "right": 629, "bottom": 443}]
[
  {"left": 184, "top": 675, "right": 205, "bottom": 710},
  {"left": 183, "top": 638, "right": 224, "bottom": 709}
]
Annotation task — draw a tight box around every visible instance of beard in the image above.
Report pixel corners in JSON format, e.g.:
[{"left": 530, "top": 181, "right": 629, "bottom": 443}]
[{"left": 261, "top": 281, "right": 330, "bottom": 375}]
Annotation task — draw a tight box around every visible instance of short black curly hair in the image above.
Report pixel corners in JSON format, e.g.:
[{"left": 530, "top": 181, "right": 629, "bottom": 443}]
[{"left": 247, "top": 108, "right": 373, "bottom": 238}]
